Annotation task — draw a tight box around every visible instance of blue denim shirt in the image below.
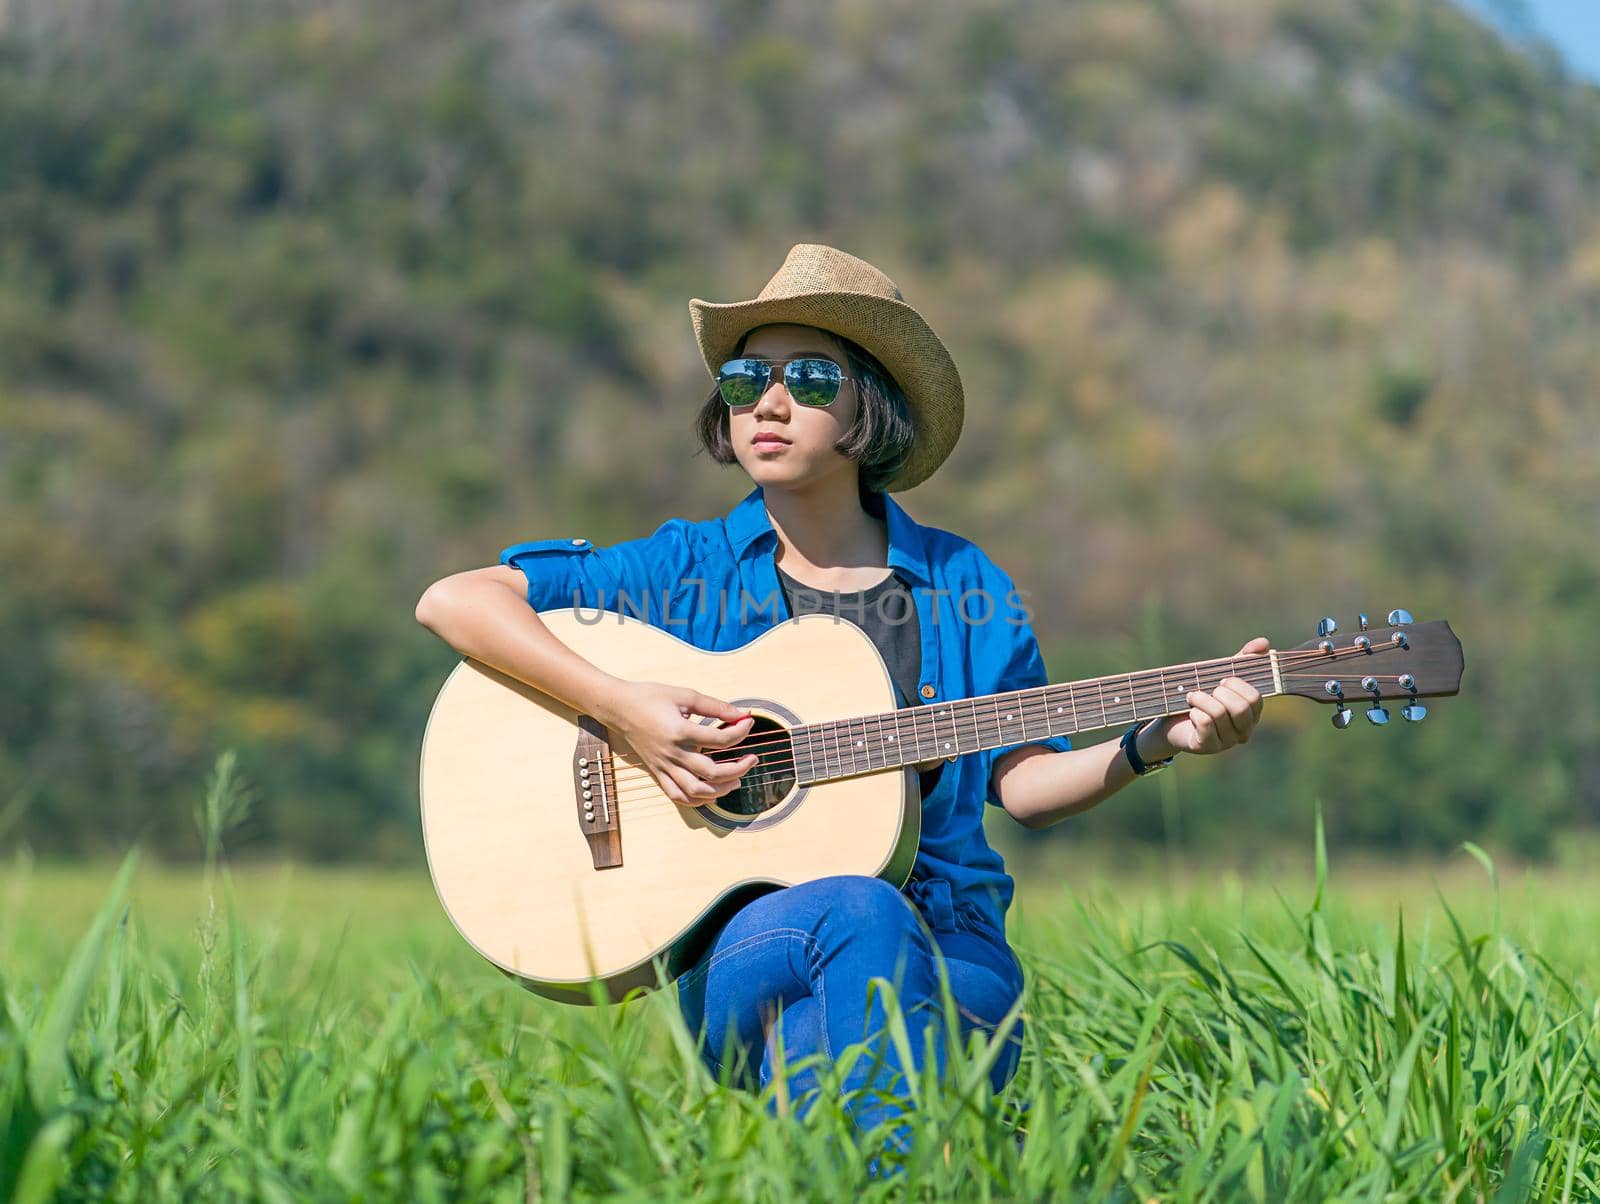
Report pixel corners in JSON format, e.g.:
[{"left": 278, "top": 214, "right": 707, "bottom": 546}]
[{"left": 499, "top": 483, "right": 1072, "bottom": 938}]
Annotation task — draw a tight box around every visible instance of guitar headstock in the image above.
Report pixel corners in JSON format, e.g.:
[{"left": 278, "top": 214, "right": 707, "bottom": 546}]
[{"left": 1278, "top": 610, "right": 1463, "bottom": 727}]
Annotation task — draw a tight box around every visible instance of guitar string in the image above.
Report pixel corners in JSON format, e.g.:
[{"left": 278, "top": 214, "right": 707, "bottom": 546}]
[
  {"left": 598, "top": 670, "right": 1412, "bottom": 820},
  {"left": 601, "top": 649, "right": 1407, "bottom": 793},
  {"left": 601, "top": 663, "right": 1417, "bottom": 811},
  {"left": 598, "top": 652, "right": 1417, "bottom": 805},
  {"left": 597, "top": 642, "right": 1411, "bottom": 784},
  {"left": 589, "top": 645, "right": 1421, "bottom": 810}
]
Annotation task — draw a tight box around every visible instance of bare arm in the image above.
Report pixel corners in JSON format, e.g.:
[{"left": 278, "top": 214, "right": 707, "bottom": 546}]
[
  {"left": 414, "top": 567, "right": 758, "bottom": 804},
  {"left": 991, "top": 727, "right": 1169, "bottom": 829},
  {"left": 995, "top": 637, "right": 1271, "bottom": 829},
  {"left": 415, "top": 565, "right": 631, "bottom": 724}
]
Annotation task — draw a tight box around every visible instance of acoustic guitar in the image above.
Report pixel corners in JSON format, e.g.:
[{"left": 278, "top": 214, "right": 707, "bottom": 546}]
[{"left": 419, "top": 609, "right": 1462, "bottom": 1003}]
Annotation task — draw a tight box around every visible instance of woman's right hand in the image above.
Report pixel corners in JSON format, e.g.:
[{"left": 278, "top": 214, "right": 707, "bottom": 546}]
[{"left": 602, "top": 682, "right": 759, "bottom": 806}]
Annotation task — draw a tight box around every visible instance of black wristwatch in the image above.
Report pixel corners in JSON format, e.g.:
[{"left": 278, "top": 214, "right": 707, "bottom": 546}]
[{"left": 1121, "top": 719, "right": 1174, "bottom": 777}]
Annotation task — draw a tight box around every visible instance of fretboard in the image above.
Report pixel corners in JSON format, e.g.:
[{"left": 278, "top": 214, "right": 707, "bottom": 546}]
[{"left": 790, "top": 652, "right": 1282, "bottom": 786}]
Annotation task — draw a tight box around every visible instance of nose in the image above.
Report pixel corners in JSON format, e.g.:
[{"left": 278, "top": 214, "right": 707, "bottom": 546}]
[{"left": 751, "top": 371, "right": 791, "bottom": 418}]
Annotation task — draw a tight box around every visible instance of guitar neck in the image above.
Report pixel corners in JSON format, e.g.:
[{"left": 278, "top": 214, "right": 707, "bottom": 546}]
[{"left": 790, "top": 651, "right": 1284, "bottom": 786}]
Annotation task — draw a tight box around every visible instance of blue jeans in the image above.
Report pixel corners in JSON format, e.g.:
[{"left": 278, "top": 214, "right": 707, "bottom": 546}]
[{"left": 674, "top": 875, "right": 1025, "bottom": 1147}]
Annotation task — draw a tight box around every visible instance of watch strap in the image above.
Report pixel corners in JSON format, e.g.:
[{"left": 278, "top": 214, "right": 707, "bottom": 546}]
[{"left": 1121, "top": 719, "right": 1174, "bottom": 776}]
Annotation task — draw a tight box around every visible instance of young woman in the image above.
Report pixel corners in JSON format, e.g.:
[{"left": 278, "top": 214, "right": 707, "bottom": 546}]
[{"left": 414, "top": 243, "right": 1266, "bottom": 1151}]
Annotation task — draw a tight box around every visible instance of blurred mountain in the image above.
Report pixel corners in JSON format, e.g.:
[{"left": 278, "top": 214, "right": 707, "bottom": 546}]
[{"left": 1, "top": 0, "right": 1596, "bottom": 858}]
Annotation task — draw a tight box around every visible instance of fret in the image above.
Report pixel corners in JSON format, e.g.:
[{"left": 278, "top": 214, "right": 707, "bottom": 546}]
[
  {"left": 848, "top": 713, "right": 867, "bottom": 773},
  {"left": 933, "top": 705, "right": 957, "bottom": 759},
  {"left": 923, "top": 701, "right": 943, "bottom": 763},
  {"left": 907, "top": 702, "right": 930, "bottom": 765},
  {"left": 1156, "top": 668, "right": 1171, "bottom": 716},
  {"left": 1039, "top": 687, "right": 1060, "bottom": 737},
  {"left": 799, "top": 725, "right": 819, "bottom": 783},
  {"left": 867, "top": 712, "right": 889, "bottom": 772},
  {"left": 1044, "top": 686, "right": 1069, "bottom": 738},
  {"left": 997, "top": 691, "right": 1024, "bottom": 744},
  {"left": 1124, "top": 674, "right": 1138, "bottom": 722},
  {"left": 887, "top": 707, "right": 909, "bottom": 767},
  {"left": 1095, "top": 679, "right": 1108, "bottom": 729},
  {"left": 949, "top": 699, "right": 972, "bottom": 756},
  {"left": 990, "top": 694, "right": 1005, "bottom": 752}
]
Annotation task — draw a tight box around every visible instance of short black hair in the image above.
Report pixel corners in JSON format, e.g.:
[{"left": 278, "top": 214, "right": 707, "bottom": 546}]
[{"left": 692, "top": 328, "right": 917, "bottom": 494}]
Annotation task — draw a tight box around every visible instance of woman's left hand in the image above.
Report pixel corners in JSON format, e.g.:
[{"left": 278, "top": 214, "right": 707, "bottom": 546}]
[{"left": 1144, "top": 636, "right": 1269, "bottom": 757}]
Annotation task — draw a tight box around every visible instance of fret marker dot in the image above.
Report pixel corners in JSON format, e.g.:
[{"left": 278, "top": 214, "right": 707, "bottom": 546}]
[{"left": 944, "top": 741, "right": 951, "bottom": 749}]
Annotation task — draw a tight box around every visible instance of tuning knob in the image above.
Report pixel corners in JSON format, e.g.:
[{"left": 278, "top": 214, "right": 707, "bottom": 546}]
[
  {"left": 1366, "top": 704, "right": 1390, "bottom": 726},
  {"left": 1332, "top": 706, "right": 1354, "bottom": 729},
  {"left": 1387, "top": 609, "right": 1413, "bottom": 627},
  {"left": 1358, "top": 613, "right": 1370, "bottom": 631},
  {"left": 1317, "top": 617, "right": 1338, "bottom": 638},
  {"left": 1402, "top": 702, "right": 1428, "bottom": 722}
]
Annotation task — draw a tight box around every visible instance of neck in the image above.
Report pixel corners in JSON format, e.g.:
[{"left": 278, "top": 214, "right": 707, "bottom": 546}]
[
  {"left": 760, "top": 472, "right": 887, "bottom": 572},
  {"left": 788, "top": 649, "right": 1287, "bottom": 785}
]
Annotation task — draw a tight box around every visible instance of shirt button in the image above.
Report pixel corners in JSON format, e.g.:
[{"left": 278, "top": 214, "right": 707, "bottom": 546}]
[
  {"left": 570, "top": 538, "right": 585, "bottom": 546},
  {"left": 919, "top": 684, "right": 936, "bottom": 699}
]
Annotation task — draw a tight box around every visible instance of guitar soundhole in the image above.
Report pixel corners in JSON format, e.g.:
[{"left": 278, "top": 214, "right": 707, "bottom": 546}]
[{"left": 703, "top": 712, "right": 799, "bottom": 825}]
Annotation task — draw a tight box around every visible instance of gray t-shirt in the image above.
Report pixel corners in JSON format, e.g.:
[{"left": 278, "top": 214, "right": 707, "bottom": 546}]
[{"left": 775, "top": 564, "right": 944, "bottom": 798}]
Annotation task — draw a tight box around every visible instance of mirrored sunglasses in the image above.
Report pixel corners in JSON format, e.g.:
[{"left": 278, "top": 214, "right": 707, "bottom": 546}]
[{"left": 717, "top": 356, "right": 850, "bottom": 409}]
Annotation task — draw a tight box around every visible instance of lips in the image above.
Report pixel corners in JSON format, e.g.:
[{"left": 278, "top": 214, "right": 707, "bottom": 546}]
[{"left": 752, "top": 432, "right": 791, "bottom": 446}]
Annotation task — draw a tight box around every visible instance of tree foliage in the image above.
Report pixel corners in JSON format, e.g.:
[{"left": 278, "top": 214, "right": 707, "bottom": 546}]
[{"left": 1, "top": 0, "right": 1596, "bottom": 858}]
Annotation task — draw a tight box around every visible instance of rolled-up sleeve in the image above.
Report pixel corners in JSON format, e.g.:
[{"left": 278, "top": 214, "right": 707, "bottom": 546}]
[{"left": 499, "top": 521, "right": 693, "bottom": 617}]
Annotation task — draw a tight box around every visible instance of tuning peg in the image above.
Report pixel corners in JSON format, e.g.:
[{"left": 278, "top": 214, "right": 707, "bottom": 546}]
[
  {"left": 1387, "top": 608, "right": 1413, "bottom": 627},
  {"left": 1332, "top": 706, "right": 1353, "bottom": 729},
  {"left": 1358, "top": 613, "right": 1370, "bottom": 631},
  {"left": 1402, "top": 702, "right": 1428, "bottom": 722},
  {"left": 1366, "top": 704, "right": 1390, "bottom": 726},
  {"left": 1317, "top": 617, "right": 1338, "bottom": 638}
]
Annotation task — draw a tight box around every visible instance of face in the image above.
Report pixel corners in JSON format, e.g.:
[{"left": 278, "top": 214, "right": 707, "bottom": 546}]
[{"left": 725, "top": 324, "right": 861, "bottom": 492}]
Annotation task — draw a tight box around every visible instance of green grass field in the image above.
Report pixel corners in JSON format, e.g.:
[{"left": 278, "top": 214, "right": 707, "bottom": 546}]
[{"left": 2, "top": 832, "right": 1597, "bottom": 1201}]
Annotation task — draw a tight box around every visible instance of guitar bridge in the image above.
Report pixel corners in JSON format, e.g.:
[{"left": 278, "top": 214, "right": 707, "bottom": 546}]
[{"left": 573, "top": 715, "right": 622, "bottom": 869}]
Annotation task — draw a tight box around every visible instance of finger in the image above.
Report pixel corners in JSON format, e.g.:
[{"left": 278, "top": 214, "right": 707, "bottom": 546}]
[
  {"left": 695, "top": 715, "right": 755, "bottom": 748},
  {"left": 1222, "top": 674, "right": 1265, "bottom": 725},
  {"left": 656, "top": 770, "right": 687, "bottom": 805},
  {"left": 1186, "top": 691, "right": 1229, "bottom": 750},
  {"left": 1234, "top": 636, "right": 1271, "bottom": 657},
  {"left": 688, "top": 692, "right": 751, "bottom": 724},
  {"left": 667, "top": 765, "right": 716, "bottom": 804},
  {"left": 1212, "top": 681, "right": 1256, "bottom": 743},
  {"left": 689, "top": 750, "right": 757, "bottom": 785}
]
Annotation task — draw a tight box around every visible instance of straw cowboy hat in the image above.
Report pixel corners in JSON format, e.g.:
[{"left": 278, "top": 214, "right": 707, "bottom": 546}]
[{"left": 689, "top": 243, "right": 965, "bottom": 492}]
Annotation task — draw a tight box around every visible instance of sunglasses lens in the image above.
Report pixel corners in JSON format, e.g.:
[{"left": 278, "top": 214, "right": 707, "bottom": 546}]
[
  {"left": 785, "top": 358, "right": 844, "bottom": 407},
  {"left": 717, "top": 359, "right": 768, "bottom": 408}
]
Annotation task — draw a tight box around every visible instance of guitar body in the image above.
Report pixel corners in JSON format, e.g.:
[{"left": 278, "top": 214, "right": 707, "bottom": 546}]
[{"left": 419, "top": 610, "right": 921, "bottom": 1004}]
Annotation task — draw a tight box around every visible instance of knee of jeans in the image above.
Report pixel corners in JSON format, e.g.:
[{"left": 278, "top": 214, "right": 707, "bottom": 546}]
[{"left": 816, "top": 875, "right": 916, "bottom": 930}]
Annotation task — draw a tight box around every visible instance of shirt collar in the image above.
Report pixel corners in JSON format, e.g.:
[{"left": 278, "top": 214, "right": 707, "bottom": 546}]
[{"left": 724, "top": 482, "right": 932, "bottom": 587}]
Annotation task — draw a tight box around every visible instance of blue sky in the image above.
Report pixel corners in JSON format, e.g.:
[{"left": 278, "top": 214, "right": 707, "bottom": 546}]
[{"left": 1459, "top": 0, "right": 1600, "bottom": 81}]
